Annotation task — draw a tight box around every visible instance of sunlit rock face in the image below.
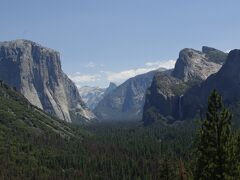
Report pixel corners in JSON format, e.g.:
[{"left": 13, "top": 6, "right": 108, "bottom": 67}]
[
  {"left": 0, "top": 39, "right": 95, "bottom": 123},
  {"left": 143, "top": 47, "right": 227, "bottom": 125},
  {"left": 172, "top": 47, "right": 227, "bottom": 83},
  {"left": 181, "top": 49, "right": 240, "bottom": 120}
]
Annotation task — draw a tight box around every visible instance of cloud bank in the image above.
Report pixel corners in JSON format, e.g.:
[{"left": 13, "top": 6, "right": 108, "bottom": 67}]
[{"left": 69, "top": 59, "right": 176, "bottom": 88}]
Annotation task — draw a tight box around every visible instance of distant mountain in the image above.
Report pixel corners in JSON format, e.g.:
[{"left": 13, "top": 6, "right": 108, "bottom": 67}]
[
  {"left": 143, "top": 47, "right": 228, "bottom": 125},
  {"left": 104, "top": 82, "right": 118, "bottom": 96},
  {"left": 79, "top": 86, "right": 105, "bottom": 110},
  {"left": 0, "top": 39, "right": 95, "bottom": 123},
  {"left": 78, "top": 82, "right": 117, "bottom": 110},
  {"left": 94, "top": 68, "right": 167, "bottom": 121}
]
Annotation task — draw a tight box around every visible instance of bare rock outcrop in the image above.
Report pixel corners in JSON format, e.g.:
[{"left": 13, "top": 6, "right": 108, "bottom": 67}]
[
  {"left": 0, "top": 39, "right": 95, "bottom": 123},
  {"left": 172, "top": 47, "right": 226, "bottom": 83},
  {"left": 143, "top": 47, "right": 227, "bottom": 125}
]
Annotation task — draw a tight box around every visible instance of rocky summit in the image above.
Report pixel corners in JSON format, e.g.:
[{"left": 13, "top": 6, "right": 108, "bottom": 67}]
[
  {"left": 181, "top": 49, "right": 240, "bottom": 120},
  {"left": 0, "top": 39, "right": 95, "bottom": 123},
  {"left": 172, "top": 47, "right": 227, "bottom": 83},
  {"left": 143, "top": 47, "right": 227, "bottom": 125}
]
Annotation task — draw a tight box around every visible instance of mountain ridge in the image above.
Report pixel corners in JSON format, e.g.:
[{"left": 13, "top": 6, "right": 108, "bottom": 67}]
[{"left": 94, "top": 69, "right": 166, "bottom": 121}]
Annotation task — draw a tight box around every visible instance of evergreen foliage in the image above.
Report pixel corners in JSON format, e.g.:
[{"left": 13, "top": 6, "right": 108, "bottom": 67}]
[
  {"left": 194, "top": 90, "right": 234, "bottom": 180},
  {"left": 1, "top": 83, "right": 240, "bottom": 179}
]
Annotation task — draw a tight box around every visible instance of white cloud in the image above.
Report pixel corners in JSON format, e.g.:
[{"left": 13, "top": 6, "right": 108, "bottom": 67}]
[
  {"left": 70, "top": 59, "right": 176, "bottom": 88},
  {"left": 103, "top": 59, "right": 176, "bottom": 83},
  {"left": 84, "top": 62, "right": 97, "bottom": 68},
  {"left": 145, "top": 59, "right": 176, "bottom": 69},
  {"left": 84, "top": 62, "right": 105, "bottom": 68},
  {"left": 70, "top": 74, "right": 101, "bottom": 84},
  {"left": 103, "top": 68, "right": 153, "bottom": 82},
  {"left": 225, "top": 50, "right": 231, "bottom": 53}
]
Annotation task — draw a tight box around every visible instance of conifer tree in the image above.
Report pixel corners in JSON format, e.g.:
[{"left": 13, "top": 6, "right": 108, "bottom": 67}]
[
  {"left": 160, "top": 159, "right": 176, "bottom": 180},
  {"left": 178, "top": 159, "right": 186, "bottom": 180},
  {"left": 194, "top": 89, "right": 233, "bottom": 180},
  {"left": 230, "top": 133, "right": 240, "bottom": 178}
]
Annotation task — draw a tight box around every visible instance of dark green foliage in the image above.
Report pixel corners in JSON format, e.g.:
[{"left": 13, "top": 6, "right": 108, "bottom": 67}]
[
  {"left": 1, "top": 83, "right": 240, "bottom": 179},
  {"left": 0, "top": 81, "right": 90, "bottom": 179},
  {"left": 81, "top": 121, "right": 195, "bottom": 179},
  {"left": 194, "top": 90, "right": 234, "bottom": 180},
  {"left": 159, "top": 158, "right": 177, "bottom": 180},
  {"left": 0, "top": 80, "right": 196, "bottom": 179}
]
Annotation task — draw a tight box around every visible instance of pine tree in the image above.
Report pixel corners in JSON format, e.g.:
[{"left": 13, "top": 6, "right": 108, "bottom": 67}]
[
  {"left": 160, "top": 159, "right": 176, "bottom": 180},
  {"left": 230, "top": 133, "right": 240, "bottom": 178},
  {"left": 194, "top": 89, "right": 233, "bottom": 180},
  {"left": 178, "top": 159, "right": 186, "bottom": 180}
]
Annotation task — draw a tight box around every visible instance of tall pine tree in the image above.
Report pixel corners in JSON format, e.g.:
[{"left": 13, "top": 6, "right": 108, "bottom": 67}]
[{"left": 194, "top": 89, "right": 233, "bottom": 180}]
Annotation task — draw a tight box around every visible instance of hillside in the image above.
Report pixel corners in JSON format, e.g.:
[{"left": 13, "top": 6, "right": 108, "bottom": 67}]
[
  {"left": 0, "top": 80, "right": 197, "bottom": 179},
  {"left": 0, "top": 81, "right": 90, "bottom": 179}
]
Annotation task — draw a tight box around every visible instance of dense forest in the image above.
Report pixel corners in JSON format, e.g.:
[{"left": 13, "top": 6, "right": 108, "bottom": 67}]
[{"left": 0, "top": 82, "right": 240, "bottom": 179}]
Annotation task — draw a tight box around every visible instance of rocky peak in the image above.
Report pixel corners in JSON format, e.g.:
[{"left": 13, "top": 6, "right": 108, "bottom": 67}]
[
  {"left": 0, "top": 39, "right": 95, "bottom": 123},
  {"left": 202, "top": 46, "right": 218, "bottom": 54},
  {"left": 179, "top": 49, "right": 240, "bottom": 120},
  {"left": 108, "top": 82, "right": 117, "bottom": 89},
  {"left": 104, "top": 82, "right": 117, "bottom": 95},
  {"left": 143, "top": 46, "right": 228, "bottom": 125},
  {"left": 219, "top": 49, "right": 240, "bottom": 74},
  {"left": 171, "top": 47, "right": 225, "bottom": 83},
  {"left": 0, "top": 39, "right": 58, "bottom": 57},
  {"left": 202, "top": 46, "right": 228, "bottom": 64}
]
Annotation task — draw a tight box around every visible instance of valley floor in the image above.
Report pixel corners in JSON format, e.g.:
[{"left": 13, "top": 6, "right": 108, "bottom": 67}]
[{"left": 0, "top": 119, "right": 197, "bottom": 180}]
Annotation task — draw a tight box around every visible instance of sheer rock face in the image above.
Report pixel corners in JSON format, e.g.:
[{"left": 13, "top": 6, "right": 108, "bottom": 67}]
[
  {"left": 142, "top": 73, "right": 188, "bottom": 125},
  {"left": 94, "top": 70, "right": 165, "bottom": 121},
  {"left": 0, "top": 40, "right": 95, "bottom": 123},
  {"left": 172, "top": 47, "right": 226, "bottom": 83},
  {"left": 143, "top": 47, "right": 227, "bottom": 125},
  {"left": 104, "top": 82, "right": 117, "bottom": 96},
  {"left": 181, "top": 49, "right": 240, "bottom": 120}
]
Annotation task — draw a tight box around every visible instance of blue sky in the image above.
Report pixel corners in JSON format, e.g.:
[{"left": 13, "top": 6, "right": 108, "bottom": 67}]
[{"left": 1, "top": 0, "right": 240, "bottom": 87}]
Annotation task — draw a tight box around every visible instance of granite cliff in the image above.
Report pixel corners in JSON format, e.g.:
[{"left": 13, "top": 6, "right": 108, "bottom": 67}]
[
  {"left": 0, "top": 39, "right": 95, "bottom": 123},
  {"left": 181, "top": 49, "right": 240, "bottom": 120},
  {"left": 143, "top": 47, "right": 227, "bottom": 125}
]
